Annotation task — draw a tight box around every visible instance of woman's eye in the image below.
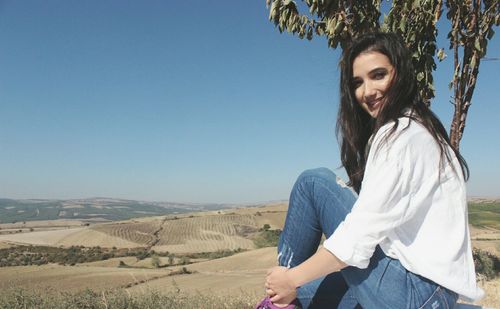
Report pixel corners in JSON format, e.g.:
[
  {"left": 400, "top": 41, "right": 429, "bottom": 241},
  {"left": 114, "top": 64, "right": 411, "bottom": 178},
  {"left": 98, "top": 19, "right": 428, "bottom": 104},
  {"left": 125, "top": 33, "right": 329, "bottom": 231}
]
[
  {"left": 373, "top": 72, "right": 386, "bottom": 79},
  {"left": 352, "top": 80, "right": 362, "bottom": 89}
]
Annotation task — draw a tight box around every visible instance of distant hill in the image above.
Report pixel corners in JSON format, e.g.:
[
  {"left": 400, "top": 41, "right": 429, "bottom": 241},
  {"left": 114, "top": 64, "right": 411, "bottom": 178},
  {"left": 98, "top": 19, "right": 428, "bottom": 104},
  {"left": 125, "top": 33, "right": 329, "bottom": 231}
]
[
  {"left": 0, "top": 203, "right": 288, "bottom": 253},
  {"left": 0, "top": 197, "right": 258, "bottom": 223}
]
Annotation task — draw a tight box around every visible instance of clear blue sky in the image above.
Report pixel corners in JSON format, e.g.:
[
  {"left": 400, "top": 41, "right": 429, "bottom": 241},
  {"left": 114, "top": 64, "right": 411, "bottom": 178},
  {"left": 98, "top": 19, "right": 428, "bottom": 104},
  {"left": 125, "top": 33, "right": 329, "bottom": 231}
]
[{"left": 0, "top": 1, "right": 498, "bottom": 203}]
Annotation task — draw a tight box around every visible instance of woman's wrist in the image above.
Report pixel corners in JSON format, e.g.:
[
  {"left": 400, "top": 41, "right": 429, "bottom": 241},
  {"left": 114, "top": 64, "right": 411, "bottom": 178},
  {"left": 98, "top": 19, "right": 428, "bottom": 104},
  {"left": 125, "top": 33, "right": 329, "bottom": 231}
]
[{"left": 285, "top": 267, "right": 302, "bottom": 289}]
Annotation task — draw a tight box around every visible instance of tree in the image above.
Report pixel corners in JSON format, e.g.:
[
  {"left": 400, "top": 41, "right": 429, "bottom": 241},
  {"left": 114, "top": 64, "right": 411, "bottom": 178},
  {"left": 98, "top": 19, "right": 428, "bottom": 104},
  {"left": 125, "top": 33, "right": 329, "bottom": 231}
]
[
  {"left": 151, "top": 255, "right": 161, "bottom": 268},
  {"left": 265, "top": 0, "right": 499, "bottom": 150}
]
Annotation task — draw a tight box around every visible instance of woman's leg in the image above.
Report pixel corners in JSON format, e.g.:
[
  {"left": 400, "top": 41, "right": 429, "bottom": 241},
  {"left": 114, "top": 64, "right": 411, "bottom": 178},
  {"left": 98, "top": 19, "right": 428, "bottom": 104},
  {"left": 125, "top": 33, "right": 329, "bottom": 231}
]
[
  {"left": 277, "top": 168, "right": 358, "bottom": 308},
  {"left": 341, "top": 251, "right": 459, "bottom": 308},
  {"left": 277, "top": 168, "right": 458, "bottom": 309}
]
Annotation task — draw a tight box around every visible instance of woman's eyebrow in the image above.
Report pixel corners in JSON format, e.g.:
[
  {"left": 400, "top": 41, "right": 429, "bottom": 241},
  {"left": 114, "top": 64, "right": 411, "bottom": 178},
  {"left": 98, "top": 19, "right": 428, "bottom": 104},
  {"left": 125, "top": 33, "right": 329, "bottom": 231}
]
[{"left": 368, "top": 67, "right": 388, "bottom": 75}]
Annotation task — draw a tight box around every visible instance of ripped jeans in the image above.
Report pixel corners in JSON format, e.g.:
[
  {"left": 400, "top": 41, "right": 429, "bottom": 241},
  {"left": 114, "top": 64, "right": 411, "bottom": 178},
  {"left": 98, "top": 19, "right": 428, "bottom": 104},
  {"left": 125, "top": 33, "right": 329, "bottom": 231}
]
[{"left": 278, "top": 168, "right": 458, "bottom": 309}]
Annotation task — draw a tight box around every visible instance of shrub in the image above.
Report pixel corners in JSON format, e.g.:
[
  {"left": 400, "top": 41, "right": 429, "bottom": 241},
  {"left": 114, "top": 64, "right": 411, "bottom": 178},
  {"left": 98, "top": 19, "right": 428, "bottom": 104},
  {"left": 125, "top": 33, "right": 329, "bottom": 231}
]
[
  {"left": 253, "top": 229, "right": 281, "bottom": 248},
  {"left": 473, "top": 248, "right": 500, "bottom": 280},
  {"left": 180, "top": 256, "right": 190, "bottom": 265},
  {"left": 151, "top": 255, "right": 161, "bottom": 268}
]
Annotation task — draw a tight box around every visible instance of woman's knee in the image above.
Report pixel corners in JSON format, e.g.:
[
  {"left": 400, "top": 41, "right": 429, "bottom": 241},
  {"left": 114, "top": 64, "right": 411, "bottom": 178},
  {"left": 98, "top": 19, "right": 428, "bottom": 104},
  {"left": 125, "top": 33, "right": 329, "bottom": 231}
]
[
  {"left": 296, "top": 168, "right": 338, "bottom": 187},
  {"left": 294, "top": 168, "right": 356, "bottom": 202}
]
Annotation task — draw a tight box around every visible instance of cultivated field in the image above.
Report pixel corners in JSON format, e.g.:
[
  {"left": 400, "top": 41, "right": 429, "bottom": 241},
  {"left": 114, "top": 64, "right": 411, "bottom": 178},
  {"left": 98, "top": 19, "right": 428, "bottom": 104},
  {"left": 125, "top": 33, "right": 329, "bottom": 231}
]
[
  {"left": 0, "top": 227, "right": 141, "bottom": 248},
  {"left": 92, "top": 220, "right": 164, "bottom": 247},
  {"left": 0, "top": 203, "right": 288, "bottom": 253},
  {"left": 0, "top": 201, "right": 498, "bottom": 308}
]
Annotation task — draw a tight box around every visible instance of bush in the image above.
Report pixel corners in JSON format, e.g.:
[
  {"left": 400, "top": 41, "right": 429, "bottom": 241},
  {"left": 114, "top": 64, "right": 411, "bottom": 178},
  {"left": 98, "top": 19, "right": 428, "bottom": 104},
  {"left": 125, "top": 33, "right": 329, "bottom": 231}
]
[
  {"left": 180, "top": 256, "right": 190, "bottom": 265},
  {"left": 253, "top": 229, "right": 281, "bottom": 248},
  {"left": 473, "top": 248, "right": 500, "bottom": 280},
  {"left": 151, "top": 255, "right": 161, "bottom": 268}
]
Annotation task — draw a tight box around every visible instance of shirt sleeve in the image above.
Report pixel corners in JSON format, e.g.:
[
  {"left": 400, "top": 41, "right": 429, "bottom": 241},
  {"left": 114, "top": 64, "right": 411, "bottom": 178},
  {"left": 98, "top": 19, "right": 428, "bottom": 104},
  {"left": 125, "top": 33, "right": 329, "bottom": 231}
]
[{"left": 323, "top": 124, "right": 414, "bottom": 268}]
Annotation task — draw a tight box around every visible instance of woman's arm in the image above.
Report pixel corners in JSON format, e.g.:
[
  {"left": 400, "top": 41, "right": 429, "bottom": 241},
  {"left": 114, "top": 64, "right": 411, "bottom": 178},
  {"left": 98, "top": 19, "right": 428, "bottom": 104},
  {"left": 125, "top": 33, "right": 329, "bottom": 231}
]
[{"left": 266, "top": 247, "right": 347, "bottom": 303}]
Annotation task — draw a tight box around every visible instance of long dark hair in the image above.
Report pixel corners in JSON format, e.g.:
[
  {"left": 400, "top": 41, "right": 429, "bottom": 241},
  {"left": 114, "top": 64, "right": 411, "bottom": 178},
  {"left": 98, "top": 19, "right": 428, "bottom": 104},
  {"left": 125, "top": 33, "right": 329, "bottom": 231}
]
[{"left": 336, "top": 32, "right": 469, "bottom": 193}]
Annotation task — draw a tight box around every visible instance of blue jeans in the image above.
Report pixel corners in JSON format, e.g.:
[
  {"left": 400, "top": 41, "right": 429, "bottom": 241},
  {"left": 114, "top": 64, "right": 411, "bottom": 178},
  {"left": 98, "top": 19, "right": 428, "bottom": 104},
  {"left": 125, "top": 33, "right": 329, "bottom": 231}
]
[{"left": 278, "top": 168, "right": 459, "bottom": 309}]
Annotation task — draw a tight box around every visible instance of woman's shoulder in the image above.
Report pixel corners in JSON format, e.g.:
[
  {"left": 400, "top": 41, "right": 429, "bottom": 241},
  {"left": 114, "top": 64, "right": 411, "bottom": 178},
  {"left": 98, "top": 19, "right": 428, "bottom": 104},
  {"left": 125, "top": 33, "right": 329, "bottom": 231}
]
[
  {"left": 369, "top": 116, "right": 443, "bottom": 168},
  {"left": 375, "top": 116, "right": 432, "bottom": 148}
]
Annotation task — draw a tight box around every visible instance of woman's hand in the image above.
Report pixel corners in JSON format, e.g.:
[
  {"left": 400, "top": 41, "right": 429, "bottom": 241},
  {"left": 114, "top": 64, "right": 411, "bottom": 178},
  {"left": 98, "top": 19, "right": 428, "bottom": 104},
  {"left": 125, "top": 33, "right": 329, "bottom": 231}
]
[{"left": 265, "top": 266, "right": 297, "bottom": 305}]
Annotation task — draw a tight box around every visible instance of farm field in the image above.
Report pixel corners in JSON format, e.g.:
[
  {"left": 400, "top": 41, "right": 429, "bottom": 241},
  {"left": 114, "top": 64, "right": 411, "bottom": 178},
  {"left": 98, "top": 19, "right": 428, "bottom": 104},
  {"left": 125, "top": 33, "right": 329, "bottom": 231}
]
[
  {"left": 0, "top": 247, "right": 275, "bottom": 297},
  {"left": 0, "top": 201, "right": 498, "bottom": 308},
  {"left": 0, "top": 203, "right": 288, "bottom": 253}
]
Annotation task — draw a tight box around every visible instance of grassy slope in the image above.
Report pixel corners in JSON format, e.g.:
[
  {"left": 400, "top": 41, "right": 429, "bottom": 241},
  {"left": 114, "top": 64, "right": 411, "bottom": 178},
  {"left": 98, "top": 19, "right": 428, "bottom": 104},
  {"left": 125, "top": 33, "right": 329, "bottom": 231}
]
[{"left": 469, "top": 202, "right": 500, "bottom": 230}]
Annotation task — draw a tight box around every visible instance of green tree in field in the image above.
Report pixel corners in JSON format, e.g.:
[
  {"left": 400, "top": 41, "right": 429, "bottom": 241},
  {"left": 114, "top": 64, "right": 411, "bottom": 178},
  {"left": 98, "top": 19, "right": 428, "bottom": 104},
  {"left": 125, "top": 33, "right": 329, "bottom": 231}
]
[
  {"left": 151, "top": 255, "right": 161, "bottom": 268},
  {"left": 265, "top": 0, "right": 499, "bottom": 150}
]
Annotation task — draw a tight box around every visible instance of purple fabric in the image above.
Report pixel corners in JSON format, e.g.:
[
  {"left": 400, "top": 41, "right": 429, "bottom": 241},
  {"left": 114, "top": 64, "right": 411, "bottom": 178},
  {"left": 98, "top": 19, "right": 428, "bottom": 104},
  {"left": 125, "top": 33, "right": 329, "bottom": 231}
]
[{"left": 254, "top": 296, "right": 296, "bottom": 309}]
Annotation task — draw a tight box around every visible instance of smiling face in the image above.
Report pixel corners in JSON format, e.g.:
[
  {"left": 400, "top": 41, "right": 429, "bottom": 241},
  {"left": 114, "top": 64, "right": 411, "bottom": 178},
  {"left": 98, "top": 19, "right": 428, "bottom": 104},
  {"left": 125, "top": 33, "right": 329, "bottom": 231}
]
[{"left": 352, "top": 51, "right": 395, "bottom": 118}]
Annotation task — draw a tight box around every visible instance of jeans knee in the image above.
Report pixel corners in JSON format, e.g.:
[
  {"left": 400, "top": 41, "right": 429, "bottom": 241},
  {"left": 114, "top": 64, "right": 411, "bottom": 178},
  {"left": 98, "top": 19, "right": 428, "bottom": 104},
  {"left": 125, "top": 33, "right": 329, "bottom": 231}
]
[
  {"left": 297, "top": 167, "right": 337, "bottom": 185},
  {"left": 295, "top": 168, "right": 353, "bottom": 197}
]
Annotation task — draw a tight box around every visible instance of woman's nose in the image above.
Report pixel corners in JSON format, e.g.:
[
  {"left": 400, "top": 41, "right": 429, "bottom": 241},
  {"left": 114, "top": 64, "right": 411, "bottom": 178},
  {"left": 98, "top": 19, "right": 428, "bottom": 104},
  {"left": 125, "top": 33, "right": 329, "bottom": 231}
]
[{"left": 363, "top": 82, "right": 377, "bottom": 99}]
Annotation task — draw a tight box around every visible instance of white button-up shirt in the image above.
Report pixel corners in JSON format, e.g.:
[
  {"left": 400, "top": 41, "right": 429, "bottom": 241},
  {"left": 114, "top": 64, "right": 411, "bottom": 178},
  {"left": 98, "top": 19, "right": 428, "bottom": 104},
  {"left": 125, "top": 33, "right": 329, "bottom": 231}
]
[{"left": 323, "top": 116, "right": 483, "bottom": 301}]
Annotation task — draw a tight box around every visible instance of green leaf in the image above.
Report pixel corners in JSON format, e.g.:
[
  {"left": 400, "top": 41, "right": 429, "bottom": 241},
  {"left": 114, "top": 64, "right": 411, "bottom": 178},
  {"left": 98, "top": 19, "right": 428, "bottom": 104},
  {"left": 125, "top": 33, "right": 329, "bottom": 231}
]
[
  {"left": 470, "top": 56, "right": 476, "bottom": 71},
  {"left": 474, "top": 37, "right": 481, "bottom": 52},
  {"left": 334, "top": 20, "right": 344, "bottom": 35},
  {"left": 417, "top": 72, "right": 425, "bottom": 81},
  {"left": 437, "top": 48, "right": 447, "bottom": 61},
  {"left": 399, "top": 17, "right": 406, "bottom": 31}
]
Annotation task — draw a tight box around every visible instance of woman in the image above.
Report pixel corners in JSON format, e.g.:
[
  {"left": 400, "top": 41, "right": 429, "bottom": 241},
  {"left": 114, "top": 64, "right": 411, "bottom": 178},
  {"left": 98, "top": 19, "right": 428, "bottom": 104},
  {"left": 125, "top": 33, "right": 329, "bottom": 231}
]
[{"left": 256, "top": 32, "right": 483, "bottom": 309}]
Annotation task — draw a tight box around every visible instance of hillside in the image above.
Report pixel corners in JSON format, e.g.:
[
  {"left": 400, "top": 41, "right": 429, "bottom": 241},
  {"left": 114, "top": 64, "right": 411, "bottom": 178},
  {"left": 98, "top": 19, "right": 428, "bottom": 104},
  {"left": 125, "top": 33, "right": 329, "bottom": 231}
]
[
  {"left": 0, "top": 197, "right": 248, "bottom": 223},
  {"left": 0, "top": 200, "right": 498, "bottom": 308},
  {"left": 0, "top": 203, "right": 287, "bottom": 253}
]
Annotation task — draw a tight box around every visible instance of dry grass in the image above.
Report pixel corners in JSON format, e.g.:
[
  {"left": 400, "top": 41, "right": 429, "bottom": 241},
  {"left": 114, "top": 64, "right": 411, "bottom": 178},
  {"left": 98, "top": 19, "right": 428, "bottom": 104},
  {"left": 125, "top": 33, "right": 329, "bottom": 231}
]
[
  {"left": 0, "top": 227, "right": 142, "bottom": 248},
  {"left": 0, "top": 287, "right": 258, "bottom": 309},
  {"left": 79, "top": 257, "right": 140, "bottom": 267},
  {"left": 127, "top": 247, "right": 276, "bottom": 297},
  {"left": 0, "top": 264, "right": 171, "bottom": 292},
  {"left": 459, "top": 277, "right": 500, "bottom": 308},
  {"left": 0, "top": 228, "right": 86, "bottom": 246},
  {"left": 478, "top": 278, "right": 500, "bottom": 308},
  {"left": 0, "top": 219, "right": 86, "bottom": 230},
  {"left": 0, "top": 241, "right": 12, "bottom": 249}
]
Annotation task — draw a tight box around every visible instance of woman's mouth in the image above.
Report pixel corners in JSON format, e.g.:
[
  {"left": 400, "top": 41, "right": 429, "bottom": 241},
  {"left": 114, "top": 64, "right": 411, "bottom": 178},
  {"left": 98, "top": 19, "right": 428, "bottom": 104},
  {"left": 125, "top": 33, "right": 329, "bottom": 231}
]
[{"left": 367, "top": 98, "right": 383, "bottom": 110}]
